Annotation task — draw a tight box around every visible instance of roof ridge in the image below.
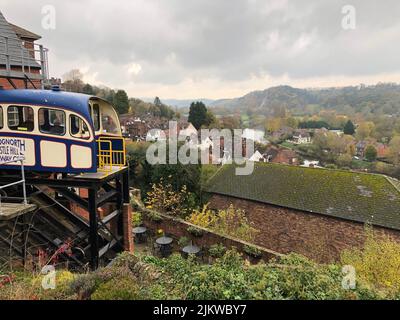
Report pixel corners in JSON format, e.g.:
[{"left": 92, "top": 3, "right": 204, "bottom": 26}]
[{"left": 385, "top": 176, "right": 400, "bottom": 194}]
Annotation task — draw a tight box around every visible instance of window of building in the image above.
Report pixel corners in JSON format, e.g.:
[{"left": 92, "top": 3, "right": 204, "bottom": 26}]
[
  {"left": 70, "top": 114, "right": 90, "bottom": 139},
  {"left": 8, "top": 105, "right": 34, "bottom": 132},
  {"left": 39, "top": 108, "right": 66, "bottom": 136}
]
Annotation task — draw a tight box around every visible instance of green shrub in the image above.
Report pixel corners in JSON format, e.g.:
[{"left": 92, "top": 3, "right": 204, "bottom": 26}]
[
  {"left": 178, "top": 236, "right": 190, "bottom": 247},
  {"left": 146, "top": 210, "right": 163, "bottom": 223},
  {"left": 187, "top": 226, "right": 204, "bottom": 237},
  {"left": 91, "top": 276, "right": 140, "bottom": 300},
  {"left": 132, "top": 212, "right": 142, "bottom": 227},
  {"left": 208, "top": 244, "right": 227, "bottom": 258},
  {"left": 243, "top": 245, "right": 262, "bottom": 258}
]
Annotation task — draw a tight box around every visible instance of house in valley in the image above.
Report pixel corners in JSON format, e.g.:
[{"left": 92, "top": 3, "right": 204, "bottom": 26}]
[{"left": 290, "top": 130, "right": 311, "bottom": 144}]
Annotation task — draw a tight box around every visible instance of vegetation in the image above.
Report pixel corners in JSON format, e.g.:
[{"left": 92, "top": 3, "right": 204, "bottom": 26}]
[
  {"left": 186, "top": 204, "right": 259, "bottom": 242},
  {"left": 188, "top": 101, "right": 210, "bottom": 129},
  {"left": 243, "top": 245, "right": 262, "bottom": 258},
  {"left": 5, "top": 237, "right": 400, "bottom": 300},
  {"left": 208, "top": 244, "right": 227, "bottom": 258},
  {"left": 113, "top": 90, "right": 130, "bottom": 114},
  {"left": 344, "top": 120, "right": 356, "bottom": 135},
  {"left": 131, "top": 212, "right": 142, "bottom": 227},
  {"left": 146, "top": 180, "right": 193, "bottom": 218},
  {"left": 365, "top": 145, "right": 378, "bottom": 162},
  {"left": 341, "top": 231, "right": 400, "bottom": 295}
]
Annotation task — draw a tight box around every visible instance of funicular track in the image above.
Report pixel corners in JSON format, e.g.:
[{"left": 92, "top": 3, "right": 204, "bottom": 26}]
[{"left": 0, "top": 167, "right": 130, "bottom": 270}]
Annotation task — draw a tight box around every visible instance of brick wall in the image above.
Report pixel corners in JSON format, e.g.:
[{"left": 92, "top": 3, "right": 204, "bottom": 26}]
[
  {"left": 0, "top": 66, "right": 41, "bottom": 89},
  {"left": 208, "top": 194, "right": 400, "bottom": 262},
  {"left": 140, "top": 208, "right": 281, "bottom": 262}
]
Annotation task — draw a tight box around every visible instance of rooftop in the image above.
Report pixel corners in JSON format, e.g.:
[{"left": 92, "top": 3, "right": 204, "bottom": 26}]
[
  {"left": 204, "top": 162, "right": 400, "bottom": 231},
  {"left": 8, "top": 23, "right": 41, "bottom": 40},
  {"left": 0, "top": 11, "right": 40, "bottom": 69}
]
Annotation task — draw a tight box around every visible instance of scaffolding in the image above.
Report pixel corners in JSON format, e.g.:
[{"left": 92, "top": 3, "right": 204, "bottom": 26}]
[{"left": 0, "top": 35, "right": 49, "bottom": 89}]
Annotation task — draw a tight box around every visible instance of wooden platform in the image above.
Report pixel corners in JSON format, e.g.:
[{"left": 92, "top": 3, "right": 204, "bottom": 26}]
[
  {"left": 73, "top": 166, "right": 128, "bottom": 180},
  {"left": 0, "top": 203, "right": 37, "bottom": 220}
]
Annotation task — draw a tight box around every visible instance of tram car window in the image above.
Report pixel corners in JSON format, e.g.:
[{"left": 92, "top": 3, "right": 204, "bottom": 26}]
[
  {"left": 0, "top": 106, "right": 3, "bottom": 129},
  {"left": 70, "top": 114, "right": 90, "bottom": 139},
  {"left": 92, "top": 103, "right": 100, "bottom": 131},
  {"left": 8, "top": 105, "right": 34, "bottom": 132},
  {"left": 39, "top": 108, "right": 66, "bottom": 136}
]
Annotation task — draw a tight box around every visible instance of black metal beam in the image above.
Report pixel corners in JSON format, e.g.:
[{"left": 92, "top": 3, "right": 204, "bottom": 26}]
[
  {"left": 122, "top": 169, "right": 130, "bottom": 204},
  {"left": 88, "top": 188, "right": 99, "bottom": 270},
  {"left": 97, "top": 190, "right": 118, "bottom": 208},
  {"left": 52, "top": 187, "right": 89, "bottom": 210}
]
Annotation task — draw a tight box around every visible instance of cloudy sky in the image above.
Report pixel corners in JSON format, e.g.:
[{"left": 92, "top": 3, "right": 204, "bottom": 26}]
[{"left": 1, "top": 0, "right": 400, "bottom": 99}]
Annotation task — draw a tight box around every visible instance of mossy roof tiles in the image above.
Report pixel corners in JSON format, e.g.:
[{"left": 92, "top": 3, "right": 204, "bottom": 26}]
[{"left": 204, "top": 163, "right": 400, "bottom": 231}]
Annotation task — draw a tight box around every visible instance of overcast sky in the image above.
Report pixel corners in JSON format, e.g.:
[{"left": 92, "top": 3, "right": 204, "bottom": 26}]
[{"left": 2, "top": 0, "right": 400, "bottom": 99}]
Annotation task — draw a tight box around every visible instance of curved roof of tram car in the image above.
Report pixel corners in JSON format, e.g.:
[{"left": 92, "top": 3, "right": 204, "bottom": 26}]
[{"left": 0, "top": 89, "right": 108, "bottom": 124}]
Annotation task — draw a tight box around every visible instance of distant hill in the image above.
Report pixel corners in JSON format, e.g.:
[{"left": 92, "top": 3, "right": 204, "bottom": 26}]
[
  {"left": 209, "top": 83, "right": 400, "bottom": 116},
  {"left": 140, "top": 98, "right": 216, "bottom": 109}
]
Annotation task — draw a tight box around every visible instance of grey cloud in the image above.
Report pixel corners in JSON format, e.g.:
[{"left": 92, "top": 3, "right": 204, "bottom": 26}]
[{"left": 2, "top": 0, "right": 400, "bottom": 88}]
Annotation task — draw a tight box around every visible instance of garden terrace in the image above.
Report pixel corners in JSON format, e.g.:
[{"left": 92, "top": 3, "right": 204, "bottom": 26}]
[{"left": 204, "top": 162, "right": 400, "bottom": 231}]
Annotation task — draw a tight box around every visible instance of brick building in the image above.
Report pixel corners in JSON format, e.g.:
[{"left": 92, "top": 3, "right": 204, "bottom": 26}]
[
  {"left": 264, "top": 146, "right": 298, "bottom": 165},
  {"left": 205, "top": 163, "right": 400, "bottom": 262},
  {"left": 0, "top": 10, "right": 48, "bottom": 89}
]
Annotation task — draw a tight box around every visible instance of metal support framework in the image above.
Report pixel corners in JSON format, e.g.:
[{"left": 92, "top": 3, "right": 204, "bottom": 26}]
[
  {"left": 0, "top": 35, "right": 49, "bottom": 88},
  {"left": 0, "top": 167, "right": 130, "bottom": 270}
]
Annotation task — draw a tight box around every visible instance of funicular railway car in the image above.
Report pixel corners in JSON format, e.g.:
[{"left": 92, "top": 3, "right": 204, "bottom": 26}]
[{"left": 0, "top": 87, "right": 125, "bottom": 174}]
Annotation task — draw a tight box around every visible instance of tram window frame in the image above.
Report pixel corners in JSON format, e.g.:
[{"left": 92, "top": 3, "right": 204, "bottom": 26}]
[
  {"left": 0, "top": 106, "right": 3, "bottom": 129},
  {"left": 70, "top": 114, "right": 91, "bottom": 140},
  {"left": 38, "top": 108, "right": 66, "bottom": 136},
  {"left": 7, "top": 105, "right": 34, "bottom": 132},
  {"left": 92, "top": 103, "right": 100, "bottom": 132}
]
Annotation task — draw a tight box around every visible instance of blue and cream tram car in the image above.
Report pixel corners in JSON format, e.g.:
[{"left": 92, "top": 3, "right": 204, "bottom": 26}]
[{"left": 0, "top": 87, "right": 125, "bottom": 174}]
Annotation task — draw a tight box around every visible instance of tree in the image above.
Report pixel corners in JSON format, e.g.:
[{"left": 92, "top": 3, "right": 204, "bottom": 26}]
[
  {"left": 62, "top": 69, "right": 83, "bottom": 82},
  {"left": 113, "top": 90, "right": 129, "bottom": 114},
  {"left": 388, "top": 136, "right": 400, "bottom": 165},
  {"left": 343, "top": 120, "right": 355, "bottom": 135},
  {"left": 365, "top": 145, "right": 377, "bottom": 162},
  {"left": 62, "top": 69, "right": 84, "bottom": 93},
  {"left": 82, "top": 83, "right": 94, "bottom": 95},
  {"left": 188, "top": 101, "right": 208, "bottom": 129},
  {"left": 336, "top": 154, "right": 352, "bottom": 167},
  {"left": 356, "top": 122, "right": 375, "bottom": 140},
  {"left": 154, "top": 97, "right": 162, "bottom": 107}
]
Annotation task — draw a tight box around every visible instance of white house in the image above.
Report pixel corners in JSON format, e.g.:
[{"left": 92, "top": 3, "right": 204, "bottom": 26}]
[
  {"left": 301, "top": 160, "right": 322, "bottom": 168},
  {"left": 198, "top": 136, "right": 213, "bottom": 151},
  {"left": 291, "top": 131, "right": 311, "bottom": 144},
  {"left": 249, "top": 150, "right": 265, "bottom": 162},
  {"left": 179, "top": 123, "right": 198, "bottom": 140},
  {"left": 146, "top": 129, "right": 166, "bottom": 142},
  {"left": 242, "top": 128, "right": 268, "bottom": 144}
]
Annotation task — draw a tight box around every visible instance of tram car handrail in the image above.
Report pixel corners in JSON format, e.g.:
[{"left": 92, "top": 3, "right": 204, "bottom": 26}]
[{"left": 0, "top": 156, "right": 27, "bottom": 212}]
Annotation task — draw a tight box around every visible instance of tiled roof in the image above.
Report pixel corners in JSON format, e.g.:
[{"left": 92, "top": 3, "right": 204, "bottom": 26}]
[
  {"left": 0, "top": 11, "right": 40, "bottom": 68},
  {"left": 204, "top": 162, "right": 400, "bottom": 231}
]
